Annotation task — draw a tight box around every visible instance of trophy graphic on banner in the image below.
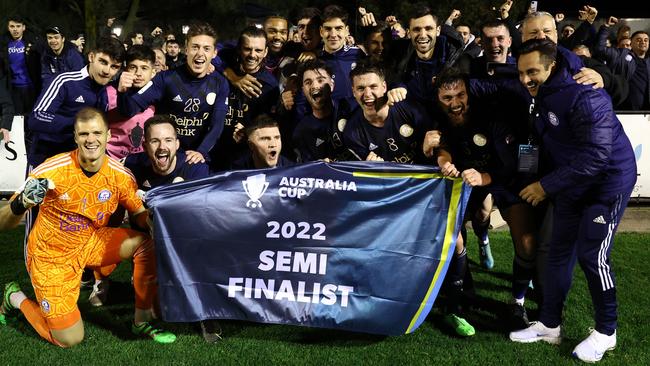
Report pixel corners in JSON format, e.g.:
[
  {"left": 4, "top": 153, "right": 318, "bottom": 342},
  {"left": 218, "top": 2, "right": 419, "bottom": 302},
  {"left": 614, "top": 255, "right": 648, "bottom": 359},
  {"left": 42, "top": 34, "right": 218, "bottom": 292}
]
[{"left": 242, "top": 174, "right": 269, "bottom": 208}]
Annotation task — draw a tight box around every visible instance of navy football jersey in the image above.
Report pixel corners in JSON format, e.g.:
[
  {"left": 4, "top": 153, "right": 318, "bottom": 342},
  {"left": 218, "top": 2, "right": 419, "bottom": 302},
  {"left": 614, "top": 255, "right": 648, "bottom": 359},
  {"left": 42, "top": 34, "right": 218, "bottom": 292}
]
[
  {"left": 342, "top": 100, "right": 434, "bottom": 163},
  {"left": 125, "top": 150, "right": 210, "bottom": 191},
  {"left": 118, "top": 66, "right": 229, "bottom": 158},
  {"left": 292, "top": 99, "right": 357, "bottom": 162}
]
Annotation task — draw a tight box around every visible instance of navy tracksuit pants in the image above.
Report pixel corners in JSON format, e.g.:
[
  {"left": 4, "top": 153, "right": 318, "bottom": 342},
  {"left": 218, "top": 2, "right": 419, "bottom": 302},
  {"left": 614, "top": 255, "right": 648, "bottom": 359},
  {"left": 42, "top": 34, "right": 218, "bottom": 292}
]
[{"left": 539, "top": 191, "right": 632, "bottom": 336}]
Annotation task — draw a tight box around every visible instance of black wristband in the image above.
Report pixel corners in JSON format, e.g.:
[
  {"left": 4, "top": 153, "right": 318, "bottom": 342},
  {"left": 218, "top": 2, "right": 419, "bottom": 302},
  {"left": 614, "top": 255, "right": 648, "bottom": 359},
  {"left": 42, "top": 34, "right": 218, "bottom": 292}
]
[{"left": 9, "top": 195, "right": 28, "bottom": 216}]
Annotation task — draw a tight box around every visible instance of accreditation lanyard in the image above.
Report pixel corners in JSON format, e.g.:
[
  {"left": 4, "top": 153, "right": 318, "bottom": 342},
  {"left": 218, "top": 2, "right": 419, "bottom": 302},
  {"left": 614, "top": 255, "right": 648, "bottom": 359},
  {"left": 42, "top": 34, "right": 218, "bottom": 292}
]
[{"left": 518, "top": 98, "right": 540, "bottom": 174}]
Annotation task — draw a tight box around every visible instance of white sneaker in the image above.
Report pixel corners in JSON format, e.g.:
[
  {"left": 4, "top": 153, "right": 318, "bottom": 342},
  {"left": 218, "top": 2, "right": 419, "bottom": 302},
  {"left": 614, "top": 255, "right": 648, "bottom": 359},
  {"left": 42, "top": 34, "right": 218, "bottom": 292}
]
[
  {"left": 509, "top": 321, "right": 561, "bottom": 344},
  {"left": 88, "top": 279, "right": 110, "bottom": 307},
  {"left": 572, "top": 329, "right": 616, "bottom": 363}
]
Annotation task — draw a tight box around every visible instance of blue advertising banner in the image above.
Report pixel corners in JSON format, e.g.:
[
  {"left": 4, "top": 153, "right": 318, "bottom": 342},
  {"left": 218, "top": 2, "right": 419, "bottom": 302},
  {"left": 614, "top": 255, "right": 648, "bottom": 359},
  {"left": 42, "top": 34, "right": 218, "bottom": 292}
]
[{"left": 146, "top": 161, "right": 471, "bottom": 335}]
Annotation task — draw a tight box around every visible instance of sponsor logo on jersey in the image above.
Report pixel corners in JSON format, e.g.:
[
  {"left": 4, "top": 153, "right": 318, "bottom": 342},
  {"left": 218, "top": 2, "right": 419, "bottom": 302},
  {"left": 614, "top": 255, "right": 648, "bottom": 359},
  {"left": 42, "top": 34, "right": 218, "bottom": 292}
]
[
  {"left": 473, "top": 133, "right": 487, "bottom": 147},
  {"left": 243, "top": 174, "right": 269, "bottom": 208},
  {"left": 172, "top": 94, "right": 183, "bottom": 102},
  {"left": 98, "top": 189, "right": 112, "bottom": 202},
  {"left": 75, "top": 95, "right": 85, "bottom": 103}
]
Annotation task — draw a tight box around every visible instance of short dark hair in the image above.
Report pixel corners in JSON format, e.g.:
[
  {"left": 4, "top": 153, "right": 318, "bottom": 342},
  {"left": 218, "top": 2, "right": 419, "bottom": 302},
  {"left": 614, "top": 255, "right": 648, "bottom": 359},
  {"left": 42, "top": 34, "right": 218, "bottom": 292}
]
[
  {"left": 349, "top": 60, "right": 385, "bottom": 82},
  {"left": 144, "top": 115, "right": 176, "bottom": 139},
  {"left": 7, "top": 15, "right": 25, "bottom": 24},
  {"left": 126, "top": 44, "right": 155, "bottom": 65},
  {"left": 561, "top": 24, "right": 575, "bottom": 31},
  {"left": 166, "top": 39, "right": 180, "bottom": 47},
  {"left": 238, "top": 26, "right": 267, "bottom": 47},
  {"left": 263, "top": 15, "right": 288, "bottom": 26},
  {"left": 94, "top": 36, "right": 126, "bottom": 63},
  {"left": 296, "top": 7, "right": 321, "bottom": 24},
  {"left": 631, "top": 30, "right": 649, "bottom": 40},
  {"left": 406, "top": 3, "right": 438, "bottom": 25},
  {"left": 186, "top": 22, "right": 218, "bottom": 46},
  {"left": 433, "top": 67, "right": 469, "bottom": 94},
  {"left": 480, "top": 20, "right": 510, "bottom": 38},
  {"left": 298, "top": 59, "right": 333, "bottom": 84},
  {"left": 75, "top": 107, "right": 108, "bottom": 130},
  {"left": 321, "top": 4, "right": 348, "bottom": 24},
  {"left": 245, "top": 114, "right": 279, "bottom": 138},
  {"left": 518, "top": 38, "right": 557, "bottom": 68}
]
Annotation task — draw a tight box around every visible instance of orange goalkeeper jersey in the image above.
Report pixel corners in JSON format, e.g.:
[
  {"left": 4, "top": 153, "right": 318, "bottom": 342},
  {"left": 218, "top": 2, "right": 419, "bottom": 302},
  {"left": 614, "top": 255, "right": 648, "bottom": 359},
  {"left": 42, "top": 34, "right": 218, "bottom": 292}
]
[{"left": 27, "top": 150, "right": 143, "bottom": 261}]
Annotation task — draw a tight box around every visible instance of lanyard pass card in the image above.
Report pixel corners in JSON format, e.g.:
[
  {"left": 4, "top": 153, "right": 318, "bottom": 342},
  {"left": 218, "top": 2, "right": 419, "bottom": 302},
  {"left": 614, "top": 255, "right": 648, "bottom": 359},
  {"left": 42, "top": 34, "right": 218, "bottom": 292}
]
[{"left": 518, "top": 144, "right": 539, "bottom": 173}]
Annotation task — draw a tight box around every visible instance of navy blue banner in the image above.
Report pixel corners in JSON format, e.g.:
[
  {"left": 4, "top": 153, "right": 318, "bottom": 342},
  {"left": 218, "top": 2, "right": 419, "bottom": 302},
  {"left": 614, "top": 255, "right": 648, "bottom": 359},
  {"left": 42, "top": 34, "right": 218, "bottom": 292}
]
[{"left": 146, "top": 161, "right": 471, "bottom": 335}]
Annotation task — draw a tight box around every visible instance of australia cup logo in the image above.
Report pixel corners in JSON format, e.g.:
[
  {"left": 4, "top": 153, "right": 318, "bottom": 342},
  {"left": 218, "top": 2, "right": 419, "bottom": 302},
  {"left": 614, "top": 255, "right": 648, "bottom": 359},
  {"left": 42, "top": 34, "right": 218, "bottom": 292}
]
[{"left": 242, "top": 174, "right": 269, "bottom": 208}]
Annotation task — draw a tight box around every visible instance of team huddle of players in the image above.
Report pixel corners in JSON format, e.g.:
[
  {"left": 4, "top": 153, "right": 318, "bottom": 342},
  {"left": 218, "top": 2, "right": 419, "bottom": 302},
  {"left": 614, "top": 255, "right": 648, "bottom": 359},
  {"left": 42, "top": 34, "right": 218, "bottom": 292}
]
[{"left": 0, "top": 3, "right": 638, "bottom": 364}]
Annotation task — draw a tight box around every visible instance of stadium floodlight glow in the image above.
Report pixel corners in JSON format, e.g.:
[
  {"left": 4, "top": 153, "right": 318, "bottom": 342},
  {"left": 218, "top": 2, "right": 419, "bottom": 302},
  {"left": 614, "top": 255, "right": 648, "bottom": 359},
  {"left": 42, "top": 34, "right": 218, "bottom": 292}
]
[
  {"left": 112, "top": 26, "right": 122, "bottom": 37},
  {"left": 255, "top": 23, "right": 263, "bottom": 29},
  {"left": 182, "top": 25, "right": 189, "bottom": 34}
]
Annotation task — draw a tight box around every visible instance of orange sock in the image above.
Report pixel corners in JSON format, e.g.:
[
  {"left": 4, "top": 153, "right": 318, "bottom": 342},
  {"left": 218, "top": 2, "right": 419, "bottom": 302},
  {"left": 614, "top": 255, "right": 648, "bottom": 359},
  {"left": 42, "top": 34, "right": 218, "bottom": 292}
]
[
  {"left": 132, "top": 238, "right": 157, "bottom": 309},
  {"left": 19, "top": 300, "right": 59, "bottom": 346}
]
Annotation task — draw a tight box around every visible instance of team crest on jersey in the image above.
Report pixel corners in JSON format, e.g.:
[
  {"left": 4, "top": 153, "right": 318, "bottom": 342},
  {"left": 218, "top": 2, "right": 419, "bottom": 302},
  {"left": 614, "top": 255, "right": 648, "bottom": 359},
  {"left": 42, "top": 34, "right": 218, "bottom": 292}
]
[
  {"left": 41, "top": 299, "right": 50, "bottom": 313},
  {"left": 98, "top": 189, "right": 112, "bottom": 202},
  {"left": 548, "top": 112, "right": 559, "bottom": 126},
  {"left": 337, "top": 119, "right": 347, "bottom": 132},
  {"left": 473, "top": 134, "right": 487, "bottom": 147},
  {"left": 399, "top": 124, "right": 414, "bottom": 138},
  {"left": 351, "top": 62, "right": 357, "bottom": 70},
  {"left": 206, "top": 92, "right": 216, "bottom": 105}
]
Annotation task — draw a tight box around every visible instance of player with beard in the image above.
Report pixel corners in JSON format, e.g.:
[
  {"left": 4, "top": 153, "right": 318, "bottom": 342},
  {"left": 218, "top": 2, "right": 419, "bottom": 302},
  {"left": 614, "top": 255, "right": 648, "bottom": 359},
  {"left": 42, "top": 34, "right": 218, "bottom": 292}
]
[
  {"left": 292, "top": 59, "right": 356, "bottom": 162},
  {"left": 164, "top": 39, "right": 184, "bottom": 70},
  {"left": 263, "top": 16, "right": 290, "bottom": 80},
  {"left": 424, "top": 68, "right": 540, "bottom": 334},
  {"left": 91, "top": 115, "right": 212, "bottom": 339},
  {"left": 211, "top": 26, "right": 279, "bottom": 171},
  {"left": 381, "top": 3, "right": 463, "bottom": 111},
  {"left": 223, "top": 16, "right": 291, "bottom": 98},
  {"left": 232, "top": 114, "right": 292, "bottom": 169},
  {"left": 125, "top": 115, "right": 209, "bottom": 192},
  {"left": 118, "top": 22, "right": 229, "bottom": 167},
  {"left": 343, "top": 62, "right": 436, "bottom": 163}
]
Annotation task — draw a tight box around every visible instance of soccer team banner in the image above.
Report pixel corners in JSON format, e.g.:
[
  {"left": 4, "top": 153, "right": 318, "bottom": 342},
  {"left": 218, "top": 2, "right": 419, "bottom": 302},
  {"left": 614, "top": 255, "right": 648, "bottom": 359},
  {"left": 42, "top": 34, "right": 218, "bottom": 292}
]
[
  {"left": 146, "top": 161, "right": 471, "bottom": 335},
  {"left": 0, "top": 116, "right": 28, "bottom": 194}
]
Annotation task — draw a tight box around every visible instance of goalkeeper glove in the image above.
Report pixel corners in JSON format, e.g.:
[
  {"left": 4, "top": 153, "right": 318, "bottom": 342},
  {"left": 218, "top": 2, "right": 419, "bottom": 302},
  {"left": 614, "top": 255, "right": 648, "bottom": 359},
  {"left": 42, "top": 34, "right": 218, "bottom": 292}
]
[{"left": 10, "top": 178, "right": 55, "bottom": 215}]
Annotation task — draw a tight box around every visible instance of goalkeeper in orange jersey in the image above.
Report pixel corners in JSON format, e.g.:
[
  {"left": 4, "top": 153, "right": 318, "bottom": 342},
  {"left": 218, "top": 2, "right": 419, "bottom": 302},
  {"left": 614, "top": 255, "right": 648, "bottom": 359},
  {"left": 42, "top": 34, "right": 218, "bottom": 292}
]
[{"left": 0, "top": 107, "right": 175, "bottom": 346}]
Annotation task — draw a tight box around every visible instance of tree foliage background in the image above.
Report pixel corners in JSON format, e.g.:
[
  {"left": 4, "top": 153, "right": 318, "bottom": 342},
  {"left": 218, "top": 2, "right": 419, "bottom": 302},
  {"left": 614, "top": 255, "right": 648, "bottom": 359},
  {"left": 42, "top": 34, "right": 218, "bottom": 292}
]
[{"left": 1, "top": 0, "right": 531, "bottom": 48}]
